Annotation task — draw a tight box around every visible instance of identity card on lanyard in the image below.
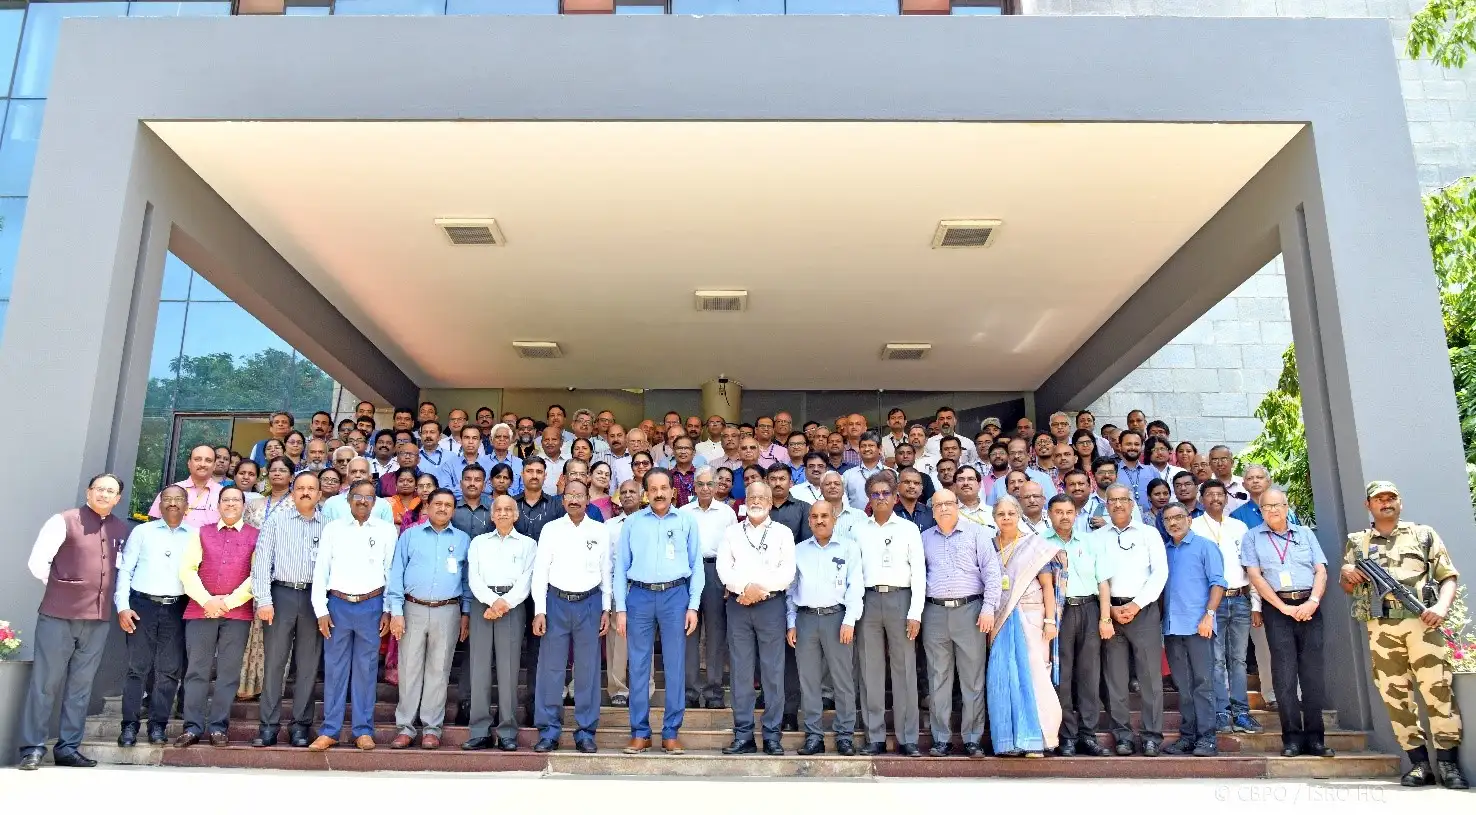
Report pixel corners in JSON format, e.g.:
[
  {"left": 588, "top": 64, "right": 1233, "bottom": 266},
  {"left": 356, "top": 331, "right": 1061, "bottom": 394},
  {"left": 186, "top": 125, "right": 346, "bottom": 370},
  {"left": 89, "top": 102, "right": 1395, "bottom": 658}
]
[
  {"left": 1268, "top": 530, "right": 1294, "bottom": 588},
  {"left": 881, "top": 537, "right": 893, "bottom": 568},
  {"left": 665, "top": 529, "right": 676, "bottom": 561}
]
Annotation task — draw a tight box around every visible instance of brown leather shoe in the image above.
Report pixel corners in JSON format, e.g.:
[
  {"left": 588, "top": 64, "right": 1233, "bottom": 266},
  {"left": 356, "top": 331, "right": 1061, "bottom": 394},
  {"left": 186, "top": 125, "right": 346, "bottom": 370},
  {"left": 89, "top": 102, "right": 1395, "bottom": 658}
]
[
  {"left": 662, "top": 738, "right": 685, "bottom": 755},
  {"left": 421, "top": 734, "right": 441, "bottom": 750},
  {"left": 389, "top": 734, "right": 414, "bottom": 750},
  {"left": 355, "top": 735, "right": 376, "bottom": 751},
  {"left": 623, "top": 737, "right": 652, "bottom": 754},
  {"left": 307, "top": 735, "right": 337, "bottom": 752},
  {"left": 208, "top": 732, "right": 229, "bottom": 748}
]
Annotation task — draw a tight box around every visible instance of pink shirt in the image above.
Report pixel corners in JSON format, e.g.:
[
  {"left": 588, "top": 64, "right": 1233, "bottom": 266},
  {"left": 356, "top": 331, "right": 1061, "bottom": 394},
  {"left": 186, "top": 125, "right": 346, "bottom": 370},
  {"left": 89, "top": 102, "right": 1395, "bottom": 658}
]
[{"left": 148, "top": 479, "right": 223, "bottom": 529}]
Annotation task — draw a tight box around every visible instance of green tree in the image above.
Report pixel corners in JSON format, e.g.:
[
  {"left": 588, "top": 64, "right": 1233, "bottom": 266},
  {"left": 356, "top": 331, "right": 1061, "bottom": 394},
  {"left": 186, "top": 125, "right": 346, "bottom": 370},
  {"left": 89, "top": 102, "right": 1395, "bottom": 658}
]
[
  {"left": 1408, "top": 0, "right": 1476, "bottom": 68},
  {"left": 1239, "top": 347, "right": 1315, "bottom": 524}
]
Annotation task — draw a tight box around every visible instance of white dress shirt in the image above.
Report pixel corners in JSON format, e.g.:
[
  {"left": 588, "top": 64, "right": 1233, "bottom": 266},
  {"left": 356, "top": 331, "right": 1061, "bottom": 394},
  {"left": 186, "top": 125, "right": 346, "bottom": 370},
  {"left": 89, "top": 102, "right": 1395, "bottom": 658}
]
[
  {"left": 532, "top": 515, "right": 612, "bottom": 615},
  {"left": 716, "top": 517, "right": 797, "bottom": 595},
  {"left": 852, "top": 512, "right": 927, "bottom": 621},
  {"left": 1018, "top": 515, "right": 1049, "bottom": 537},
  {"left": 958, "top": 500, "right": 997, "bottom": 530},
  {"left": 311, "top": 517, "right": 397, "bottom": 617},
  {"left": 924, "top": 434, "right": 979, "bottom": 465},
  {"left": 27, "top": 514, "right": 70, "bottom": 583},
  {"left": 879, "top": 432, "right": 908, "bottom": 463},
  {"left": 1218, "top": 476, "right": 1250, "bottom": 514},
  {"left": 1093, "top": 519, "right": 1169, "bottom": 609},
  {"left": 1191, "top": 513, "right": 1259, "bottom": 611},
  {"left": 791, "top": 481, "right": 849, "bottom": 508},
  {"left": 467, "top": 528, "right": 537, "bottom": 610},
  {"left": 540, "top": 455, "right": 569, "bottom": 483},
  {"left": 695, "top": 439, "right": 724, "bottom": 462},
  {"left": 681, "top": 499, "right": 738, "bottom": 559}
]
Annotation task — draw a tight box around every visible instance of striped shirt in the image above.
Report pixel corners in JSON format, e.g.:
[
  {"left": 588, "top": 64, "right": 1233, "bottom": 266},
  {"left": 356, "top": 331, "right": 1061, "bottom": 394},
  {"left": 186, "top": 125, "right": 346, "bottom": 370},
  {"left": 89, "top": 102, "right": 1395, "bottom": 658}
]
[{"left": 250, "top": 506, "right": 326, "bottom": 607}]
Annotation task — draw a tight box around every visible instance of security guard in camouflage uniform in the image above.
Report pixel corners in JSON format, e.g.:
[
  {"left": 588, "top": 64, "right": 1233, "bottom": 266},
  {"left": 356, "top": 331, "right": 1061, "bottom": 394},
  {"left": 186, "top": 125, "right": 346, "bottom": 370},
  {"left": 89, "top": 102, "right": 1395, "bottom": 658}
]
[{"left": 1340, "top": 480, "right": 1467, "bottom": 790}]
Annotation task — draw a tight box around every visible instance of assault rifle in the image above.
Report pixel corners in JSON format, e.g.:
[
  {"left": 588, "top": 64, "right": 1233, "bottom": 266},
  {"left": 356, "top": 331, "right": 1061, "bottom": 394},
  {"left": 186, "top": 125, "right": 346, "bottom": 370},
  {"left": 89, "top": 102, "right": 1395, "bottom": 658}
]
[{"left": 1355, "top": 557, "right": 1427, "bottom": 616}]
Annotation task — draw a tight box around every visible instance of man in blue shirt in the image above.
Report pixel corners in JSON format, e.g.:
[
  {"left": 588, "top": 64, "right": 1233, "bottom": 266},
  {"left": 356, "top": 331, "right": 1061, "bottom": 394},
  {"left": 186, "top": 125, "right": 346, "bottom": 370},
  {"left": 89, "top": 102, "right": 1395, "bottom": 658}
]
[
  {"left": 385, "top": 489, "right": 470, "bottom": 750},
  {"left": 1160, "top": 502, "right": 1225, "bottom": 758},
  {"left": 613, "top": 468, "right": 703, "bottom": 755}
]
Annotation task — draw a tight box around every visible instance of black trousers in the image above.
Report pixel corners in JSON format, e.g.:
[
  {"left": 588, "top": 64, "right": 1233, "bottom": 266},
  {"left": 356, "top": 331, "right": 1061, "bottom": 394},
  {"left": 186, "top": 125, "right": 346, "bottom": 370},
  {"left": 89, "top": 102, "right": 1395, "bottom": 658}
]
[
  {"left": 260, "top": 584, "right": 322, "bottom": 731},
  {"left": 182, "top": 619, "right": 251, "bottom": 735},
  {"left": 121, "top": 593, "right": 185, "bottom": 728},
  {"left": 1103, "top": 600, "right": 1164, "bottom": 743},
  {"left": 1262, "top": 603, "right": 1326, "bottom": 746},
  {"left": 1057, "top": 598, "right": 1103, "bottom": 743}
]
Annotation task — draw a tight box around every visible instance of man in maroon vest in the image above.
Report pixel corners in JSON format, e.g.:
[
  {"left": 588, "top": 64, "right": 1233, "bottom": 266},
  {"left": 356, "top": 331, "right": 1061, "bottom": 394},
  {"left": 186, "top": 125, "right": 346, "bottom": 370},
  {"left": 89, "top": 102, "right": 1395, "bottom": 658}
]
[
  {"left": 17, "top": 473, "right": 130, "bottom": 770},
  {"left": 174, "top": 486, "right": 259, "bottom": 747}
]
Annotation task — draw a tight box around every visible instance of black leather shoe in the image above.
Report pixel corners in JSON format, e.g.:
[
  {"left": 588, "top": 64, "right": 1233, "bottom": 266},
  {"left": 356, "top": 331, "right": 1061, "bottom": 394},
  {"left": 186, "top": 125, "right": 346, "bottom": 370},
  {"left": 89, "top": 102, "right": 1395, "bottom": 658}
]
[
  {"left": 209, "top": 731, "right": 230, "bottom": 748},
  {"left": 722, "top": 739, "right": 757, "bottom": 755},
  {"left": 704, "top": 694, "right": 725, "bottom": 710},
  {"left": 1281, "top": 743, "right": 1302, "bottom": 758},
  {"left": 289, "top": 728, "right": 310, "bottom": 748},
  {"left": 461, "top": 736, "right": 493, "bottom": 751},
  {"left": 822, "top": 696, "right": 836, "bottom": 711},
  {"left": 1142, "top": 739, "right": 1160, "bottom": 757},
  {"left": 1192, "top": 738, "right": 1218, "bottom": 758},
  {"left": 52, "top": 751, "right": 97, "bottom": 768},
  {"left": 1057, "top": 742, "right": 1076, "bottom": 757},
  {"left": 1307, "top": 741, "right": 1335, "bottom": 758},
  {"left": 1163, "top": 738, "right": 1195, "bottom": 756},
  {"left": 781, "top": 714, "right": 799, "bottom": 732},
  {"left": 929, "top": 742, "right": 955, "bottom": 757},
  {"left": 17, "top": 751, "right": 42, "bottom": 771},
  {"left": 117, "top": 722, "right": 138, "bottom": 747},
  {"left": 1401, "top": 762, "right": 1435, "bottom": 786},
  {"left": 835, "top": 739, "right": 855, "bottom": 757},
  {"left": 1438, "top": 761, "right": 1469, "bottom": 790},
  {"left": 455, "top": 701, "right": 471, "bottom": 726},
  {"left": 1129, "top": 678, "right": 1141, "bottom": 694},
  {"left": 533, "top": 738, "right": 558, "bottom": 753},
  {"left": 798, "top": 735, "right": 825, "bottom": 756},
  {"left": 172, "top": 731, "right": 201, "bottom": 748},
  {"left": 1115, "top": 741, "right": 1135, "bottom": 757},
  {"left": 964, "top": 742, "right": 986, "bottom": 758},
  {"left": 575, "top": 739, "right": 597, "bottom": 754},
  {"left": 252, "top": 728, "right": 279, "bottom": 748},
  {"left": 1078, "top": 739, "right": 1111, "bottom": 757},
  {"left": 763, "top": 739, "right": 785, "bottom": 756},
  {"left": 859, "top": 741, "right": 886, "bottom": 756},
  {"left": 686, "top": 689, "right": 702, "bottom": 708},
  {"left": 148, "top": 724, "right": 168, "bottom": 745},
  {"left": 497, "top": 738, "right": 519, "bottom": 752},
  {"left": 899, "top": 742, "right": 922, "bottom": 757}
]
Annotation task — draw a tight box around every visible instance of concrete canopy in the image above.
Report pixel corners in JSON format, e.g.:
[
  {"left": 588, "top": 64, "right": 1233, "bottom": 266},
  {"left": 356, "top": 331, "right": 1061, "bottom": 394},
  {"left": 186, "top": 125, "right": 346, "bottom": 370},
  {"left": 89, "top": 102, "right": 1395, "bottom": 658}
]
[{"left": 0, "top": 15, "right": 1468, "bottom": 754}]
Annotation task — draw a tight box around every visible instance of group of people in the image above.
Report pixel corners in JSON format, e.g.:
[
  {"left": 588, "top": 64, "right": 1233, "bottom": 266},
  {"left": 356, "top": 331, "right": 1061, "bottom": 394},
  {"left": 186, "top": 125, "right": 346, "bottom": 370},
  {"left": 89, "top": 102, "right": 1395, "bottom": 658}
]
[{"left": 11, "top": 402, "right": 1466, "bottom": 788}]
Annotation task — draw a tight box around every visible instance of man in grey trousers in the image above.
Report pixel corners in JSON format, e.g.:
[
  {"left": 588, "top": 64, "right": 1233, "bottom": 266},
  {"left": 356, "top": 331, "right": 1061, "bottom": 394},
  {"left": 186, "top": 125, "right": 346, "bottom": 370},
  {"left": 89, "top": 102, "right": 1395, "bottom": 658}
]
[
  {"left": 461, "top": 495, "right": 536, "bottom": 751},
  {"left": 786, "top": 501, "right": 863, "bottom": 756},
  {"left": 919, "top": 488, "right": 1002, "bottom": 757}
]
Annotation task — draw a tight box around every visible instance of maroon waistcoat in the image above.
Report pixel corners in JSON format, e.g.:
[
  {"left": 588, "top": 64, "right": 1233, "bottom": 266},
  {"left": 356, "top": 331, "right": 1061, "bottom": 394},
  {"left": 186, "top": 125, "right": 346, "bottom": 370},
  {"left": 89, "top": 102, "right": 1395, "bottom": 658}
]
[
  {"left": 39, "top": 507, "right": 130, "bottom": 621},
  {"left": 184, "top": 524, "right": 260, "bottom": 622}
]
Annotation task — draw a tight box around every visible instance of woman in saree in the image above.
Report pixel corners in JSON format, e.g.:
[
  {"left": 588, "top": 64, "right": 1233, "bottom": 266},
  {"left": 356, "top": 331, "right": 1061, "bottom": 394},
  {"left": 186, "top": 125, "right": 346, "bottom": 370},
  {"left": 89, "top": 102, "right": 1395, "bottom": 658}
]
[{"left": 986, "top": 496, "right": 1065, "bottom": 758}]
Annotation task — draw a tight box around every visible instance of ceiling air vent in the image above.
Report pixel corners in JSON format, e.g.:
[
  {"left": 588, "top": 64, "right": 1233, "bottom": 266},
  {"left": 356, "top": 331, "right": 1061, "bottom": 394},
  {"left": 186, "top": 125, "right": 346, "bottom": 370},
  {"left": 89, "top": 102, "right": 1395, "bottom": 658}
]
[
  {"left": 882, "top": 343, "right": 931, "bottom": 361},
  {"left": 512, "top": 341, "right": 562, "bottom": 359},
  {"left": 932, "top": 219, "right": 1002, "bottom": 249},
  {"left": 435, "top": 218, "right": 506, "bottom": 246},
  {"left": 694, "top": 290, "right": 748, "bottom": 313}
]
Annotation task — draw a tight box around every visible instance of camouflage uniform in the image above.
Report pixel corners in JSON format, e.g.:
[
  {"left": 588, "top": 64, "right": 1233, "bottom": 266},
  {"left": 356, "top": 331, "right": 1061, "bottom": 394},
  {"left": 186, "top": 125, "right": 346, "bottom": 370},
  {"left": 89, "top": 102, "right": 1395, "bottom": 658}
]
[{"left": 1342, "top": 522, "right": 1462, "bottom": 750}]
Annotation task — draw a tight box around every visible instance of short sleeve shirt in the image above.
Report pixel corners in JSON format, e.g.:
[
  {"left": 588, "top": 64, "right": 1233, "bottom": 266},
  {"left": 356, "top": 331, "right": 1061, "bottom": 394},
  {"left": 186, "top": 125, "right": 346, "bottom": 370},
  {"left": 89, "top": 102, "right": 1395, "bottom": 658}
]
[
  {"left": 1341, "top": 521, "right": 1459, "bottom": 589},
  {"left": 1240, "top": 523, "right": 1325, "bottom": 591}
]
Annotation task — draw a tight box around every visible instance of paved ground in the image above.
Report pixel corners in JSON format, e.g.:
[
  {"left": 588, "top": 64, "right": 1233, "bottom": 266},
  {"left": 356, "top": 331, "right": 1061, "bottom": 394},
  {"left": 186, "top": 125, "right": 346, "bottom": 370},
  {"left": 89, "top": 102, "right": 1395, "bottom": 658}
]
[{"left": 4, "top": 764, "right": 1464, "bottom": 808}]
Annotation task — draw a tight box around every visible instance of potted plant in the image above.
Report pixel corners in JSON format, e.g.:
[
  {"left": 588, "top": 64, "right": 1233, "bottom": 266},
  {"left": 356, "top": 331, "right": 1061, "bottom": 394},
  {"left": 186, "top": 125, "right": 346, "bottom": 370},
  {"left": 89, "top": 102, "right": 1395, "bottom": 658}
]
[
  {"left": 1444, "top": 588, "right": 1475, "bottom": 783},
  {"left": 0, "top": 621, "right": 29, "bottom": 762}
]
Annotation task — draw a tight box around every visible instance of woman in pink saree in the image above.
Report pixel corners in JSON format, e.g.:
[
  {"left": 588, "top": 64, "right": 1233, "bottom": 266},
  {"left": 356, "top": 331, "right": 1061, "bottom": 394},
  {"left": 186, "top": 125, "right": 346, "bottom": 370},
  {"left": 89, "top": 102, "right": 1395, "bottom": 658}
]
[{"left": 987, "top": 496, "right": 1066, "bottom": 757}]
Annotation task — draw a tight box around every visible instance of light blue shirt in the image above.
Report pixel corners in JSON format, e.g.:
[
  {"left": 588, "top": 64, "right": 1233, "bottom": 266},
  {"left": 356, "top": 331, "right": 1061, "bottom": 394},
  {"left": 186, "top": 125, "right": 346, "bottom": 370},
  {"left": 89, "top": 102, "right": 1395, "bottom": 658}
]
[
  {"left": 787, "top": 535, "right": 865, "bottom": 628},
  {"left": 447, "top": 451, "right": 496, "bottom": 499},
  {"left": 1239, "top": 522, "right": 1325, "bottom": 592},
  {"left": 833, "top": 506, "right": 868, "bottom": 542},
  {"left": 842, "top": 462, "right": 892, "bottom": 509},
  {"left": 613, "top": 506, "right": 705, "bottom": 613},
  {"left": 387, "top": 522, "right": 472, "bottom": 615},
  {"left": 321, "top": 493, "right": 395, "bottom": 525},
  {"left": 116, "top": 519, "right": 194, "bottom": 610},
  {"left": 1162, "top": 531, "right": 1227, "bottom": 636},
  {"left": 1117, "top": 462, "right": 1156, "bottom": 514},
  {"left": 485, "top": 451, "right": 525, "bottom": 495},
  {"left": 417, "top": 448, "right": 459, "bottom": 493},
  {"left": 989, "top": 467, "right": 1060, "bottom": 503},
  {"left": 1074, "top": 492, "right": 1142, "bottom": 537},
  {"left": 656, "top": 453, "right": 708, "bottom": 470}
]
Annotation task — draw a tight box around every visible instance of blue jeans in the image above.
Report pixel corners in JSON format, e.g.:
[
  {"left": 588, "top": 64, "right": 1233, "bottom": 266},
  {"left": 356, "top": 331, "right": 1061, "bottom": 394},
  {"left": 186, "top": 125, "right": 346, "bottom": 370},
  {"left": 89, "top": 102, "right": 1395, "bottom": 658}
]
[{"left": 1212, "top": 594, "right": 1251, "bottom": 716}]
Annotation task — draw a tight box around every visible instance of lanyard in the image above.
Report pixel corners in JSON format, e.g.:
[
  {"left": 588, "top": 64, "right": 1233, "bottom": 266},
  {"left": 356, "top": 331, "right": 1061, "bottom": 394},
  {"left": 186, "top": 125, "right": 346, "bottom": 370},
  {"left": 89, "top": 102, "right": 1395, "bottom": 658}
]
[
  {"left": 1266, "top": 530, "right": 1295, "bottom": 564},
  {"left": 263, "top": 493, "right": 288, "bottom": 522},
  {"left": 743, "top": 523, "right": 770, "bottom": 553}
]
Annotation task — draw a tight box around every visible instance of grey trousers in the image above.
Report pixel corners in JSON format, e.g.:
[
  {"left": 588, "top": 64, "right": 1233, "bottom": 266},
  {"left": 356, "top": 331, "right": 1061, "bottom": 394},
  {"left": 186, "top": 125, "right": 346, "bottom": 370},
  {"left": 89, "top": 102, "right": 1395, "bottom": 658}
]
[
  {"left": 857, "top": 588, "right": 920, "bottom": 744},
  {"left": 727, "top": 595, "right": 787, "bottom": 742},
  {"left": 259, "top": 584, "right": 322, "bottom": 731},
  {"left": 795, "top": 609, "right": 857, "bottom": 738},
  {"left": 182, "top": 618, "right": 250, "bottom": 736},
  {"left": 395, "top": 602, "right": 460, "bottom": 736},
  {"left": 1104, "top": 600, "right": 1164, "bottom": 743},
  {"left": 18, "top": 614, "right": 109, "bottom": 757},
  {"left": 685, "top": 558, "right": 727, "bottom": 697},
  {"left": 468, "top": 599, "right": 525, "bottom": 741},
  {"left": 922, "top": 599, "right": 988, "bottom": 744}
]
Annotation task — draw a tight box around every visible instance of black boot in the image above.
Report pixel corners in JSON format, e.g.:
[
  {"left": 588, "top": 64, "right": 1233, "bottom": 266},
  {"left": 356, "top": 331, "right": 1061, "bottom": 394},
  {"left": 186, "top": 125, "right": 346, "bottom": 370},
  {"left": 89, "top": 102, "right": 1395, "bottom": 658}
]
[{"left": 1436, "top": 747, "right": 1469, "bottom": 790}]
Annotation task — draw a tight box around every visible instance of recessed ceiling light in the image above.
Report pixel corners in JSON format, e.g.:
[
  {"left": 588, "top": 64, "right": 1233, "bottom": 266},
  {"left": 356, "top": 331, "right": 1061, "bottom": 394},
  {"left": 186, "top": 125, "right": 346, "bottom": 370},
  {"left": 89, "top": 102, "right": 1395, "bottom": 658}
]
[
  {"left": 882, "top": 343, "right": 931, "bottom": 361},
  {"left": 932, "top": 219, "right": 1002, "bottom": 249},
  {"left": 435, "top": 218, "right": 506, "bottom": 246},
  {"left": 512, "top": 341, "right": 562, "bottom": 359},
  {"left": 694, "top": 290, "right": 748, "bottom": 312}
]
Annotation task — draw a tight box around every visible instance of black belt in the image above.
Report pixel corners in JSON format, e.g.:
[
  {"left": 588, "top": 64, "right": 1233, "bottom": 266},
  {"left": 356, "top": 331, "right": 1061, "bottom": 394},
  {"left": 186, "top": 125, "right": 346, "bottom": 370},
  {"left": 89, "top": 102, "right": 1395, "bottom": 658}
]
[
  {"left": 630, "top": 579, "right": 685, "bottom": 592},
  {"left": 486, "top": 585, "right": 513, "bottom": 594},
  {"left": 273, "top": 580, "right": 312, "bottom": 591},
  {"left": 1276, "top": 590, "right": 1312, "bottom": 601},
  {"left": 800, "top": 604, "right": 844, "bottom": 616},
  {"left": 867, "top": 585, "right": 908, "bottom": 594},
  {"left": 406, "top": 594, "right": 460, "bottom": 608},
  {"left": 552, "top": 586, "right": 599, "bottom": 603},
  {"left": 703, "top": 556, "right": 718, "bottom": 563},
  {"left": 1110, "top": 596, "right": 1137, "bottom": 605},
  {"left": 132, "top": 590, "right": 182, "bottom": 605},
  {"left": 1224, "top": 587, "right": 1246, "bottom": 597},
  {"left": 1064, "top": 596, "right": 1099, "bottom": 606},
  {"left": 926, "top": 594, "right": 982, "bottom": 609},
  {"left": 328, "top": 587, "right": 385, "bottom": 603}
]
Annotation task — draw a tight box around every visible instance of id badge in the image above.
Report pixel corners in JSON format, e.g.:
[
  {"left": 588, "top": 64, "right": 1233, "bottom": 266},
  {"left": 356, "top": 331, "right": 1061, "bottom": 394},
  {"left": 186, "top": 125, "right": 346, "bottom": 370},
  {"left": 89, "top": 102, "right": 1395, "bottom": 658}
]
[
  {"left": 586, "top": 554, "right": 600, "bottom": 574},
  {"left": 834, "top": 572, "right": 845, "bottom": 592},
  {"left": 881, "top": 551, "right": 892, "bottom": 568},
  {"left": 445, "top": 556, "right": 458, "bottom": 575},
  {"left": 115, "top": 552, "right": 124, "bottom": 569},
  {"left": 1001, "top": 575, "right": 1012, "bottom": 592},
  {"left": 1279, "top": 571, "right": 1292, "bottom": 589},
  {"left": 665, "top": 542, "right": 676, "bottom": 561}
]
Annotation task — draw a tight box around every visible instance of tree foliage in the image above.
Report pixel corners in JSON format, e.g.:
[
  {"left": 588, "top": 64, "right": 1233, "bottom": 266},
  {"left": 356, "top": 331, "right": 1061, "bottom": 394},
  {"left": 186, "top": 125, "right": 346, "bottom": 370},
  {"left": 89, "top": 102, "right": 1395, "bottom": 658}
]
[
  {"left": 1239, "top": 347, "right": 1315, "bottom": 525},
  {"left": 1408, "top": 0, "right": 1476, "bottom": 69}
]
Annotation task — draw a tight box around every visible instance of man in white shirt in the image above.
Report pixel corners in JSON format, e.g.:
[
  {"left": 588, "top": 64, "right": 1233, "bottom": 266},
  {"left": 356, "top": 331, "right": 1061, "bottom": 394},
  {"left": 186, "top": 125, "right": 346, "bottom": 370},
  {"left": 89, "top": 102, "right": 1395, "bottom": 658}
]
[
  {"left": 1018, "top": 481, "right": 1050, "bottom": 537},
  {"left": 1206, "top": 445, "right": 1251, "bottom": 513},
  {"left": 922, "top": 406, "right": 978, "bottom": 464},
  {"left": 879, "top": 407, "right": 908, "bottom": 466},
  {"left": 601, "top": 480, "right": 653, "bottom": 708},
  {"left": 1191, "top": 479, "right": 1264, "bottom": 736},
  {"left": 953, "top": 466, "right": 996, "bottom": 530},
  {"left": 1095, "top": 485, "right": 1170, "bottom": 757},
  {"left": 852, "top": 472, "right": 926, "bottom": 757},
  {"left": 695, "top": 415, "right": 726, "bottom": 462},
  {"left": 790, "top": 454, "right": 830, "bottom": 506},
  {"left": 309, "top": 480, "right": 396, "bottom": 751},
  {"left": 463, "top": 494, "right": 536, "bottom": 752},
  {"left": 681, "top": 466, "right": 738, "bottom": 709},
  {"left": 599, "top": 424, "right": 634, "bottom": 488},
  {"left": 538, "top": 426, "right": 570, "bottom": 484},
  {"left": 321, "top": 458, "right": 395, "bottom": 524},
  {"left": 716, "top": 482, "right": 797, "bottom": 756},
  {"left": 530, "top": 481, "right": 610, "bottom": 754}
]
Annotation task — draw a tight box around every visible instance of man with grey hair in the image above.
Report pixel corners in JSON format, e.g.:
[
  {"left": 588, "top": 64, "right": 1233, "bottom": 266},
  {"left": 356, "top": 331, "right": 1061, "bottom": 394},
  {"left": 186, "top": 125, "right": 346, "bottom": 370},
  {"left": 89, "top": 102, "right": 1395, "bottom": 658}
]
[
  {"left": 681, "top": 465, "right": 738, "bottom": 708},
  {"left": 303, "top": 438, "right": 331, "bottom": 473},
  {"left": 486, "top": 422, "right": 525, "bottom": 495},
  {"left": 565, "top": 409, "right": 610, "bottom": 456},
  {"left": 1047, "top": 411, "right": 1074, "bottom": 447},
  {"left": 1230, "top": 464, "right": 1295, "bottom": 530},
  {"left": 321, "top": 458, "right": 395, "bottom": 524}
]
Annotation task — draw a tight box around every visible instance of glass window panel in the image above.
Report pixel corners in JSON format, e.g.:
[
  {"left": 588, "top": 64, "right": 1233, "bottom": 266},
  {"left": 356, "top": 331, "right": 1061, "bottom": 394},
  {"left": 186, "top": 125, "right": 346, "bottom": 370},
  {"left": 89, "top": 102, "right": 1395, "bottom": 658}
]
[
  {"left": 446, "top": 0, "right": 557, "bottom": 12},
  {"left": 287, "top": 355, "right": 336, "bottom": 415},
  {"left": 168, "top": 416, "right": 233, "bottom": 484},
  {"left": 146, "top": 301, "right": 187, "bottom": 416},
  {"left": 13, "top": 3, "right": 130, "bottom": 99},
  {"left": 173, "top": 300, "right": 295, "bottom": 413},
  {"left": 784, "top": 0, "right": 896, "bottom": 12},
  {"left": 126, "top": 1, "right": 231, "bottom": 15},
  {"left": 0, "top": 99, "right": 43, "bottom": 197},
  {"left": 0, "top": 7, "right": 26, "bottom": 95},
  {"left": 671, "top": 0, "right": 781, "bottom": 12},
  {"left": 0, "top": 196, "right": 25, "bottom": 299},
  {"left": 128, "top": 415, "right": 169, "bottom": 519},
  {"left": 186, "top": 270, "right": 230, "bottom": 301},
  {"left": 284, "top": 3, "right": 332, "bottom": 12},
  {"left": 333, "top": 0, "right": 446, "bottom": 14},
  {"left": 951, "top": 4, "right": 1002, "bottom": 13},
  {"left": 160, "top": 251, "right": 191, "bottom": 301}
]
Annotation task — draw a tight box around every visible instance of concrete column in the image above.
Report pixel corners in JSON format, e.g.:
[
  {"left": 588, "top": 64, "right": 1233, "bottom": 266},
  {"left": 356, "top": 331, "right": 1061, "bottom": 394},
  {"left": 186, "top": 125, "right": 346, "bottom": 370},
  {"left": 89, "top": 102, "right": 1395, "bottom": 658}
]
[{"left": 700, "top": 379, "right": 742, "bottom": 424}]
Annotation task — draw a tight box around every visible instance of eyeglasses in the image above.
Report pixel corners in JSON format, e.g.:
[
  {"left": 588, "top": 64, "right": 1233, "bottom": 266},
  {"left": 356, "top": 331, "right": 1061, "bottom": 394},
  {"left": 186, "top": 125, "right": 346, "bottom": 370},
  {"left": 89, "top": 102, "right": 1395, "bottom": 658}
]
[
  {"left": 869, "top": 490, "right": 893, "bottom": 499},
  {"left": 90, "top": 486, "right": 120, "bottom": 496},
  {"left": 160, "top": 497, "right": 188, "bottom": 506},
  {"left": 933, "top": 500, "right": 958, "bottom": 509},
  {"left": 1107, "top": 498, "right": 1134, "bottom": 505},
  {"left": 1262, "top": 502, "right": 1289, "bottom": 509},
  {"left": 350, "top": 494, "right": 377, "bottom": 504}
]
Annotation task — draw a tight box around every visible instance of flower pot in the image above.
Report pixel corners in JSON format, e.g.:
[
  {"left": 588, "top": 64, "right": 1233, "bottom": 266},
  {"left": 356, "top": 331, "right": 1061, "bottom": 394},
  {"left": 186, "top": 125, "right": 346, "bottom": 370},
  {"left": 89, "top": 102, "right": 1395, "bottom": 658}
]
[
  {"left": 0, "top": 660, "right": 33, "bottom": 761},
  {"left": 1456, "top": 672, "right": 1476, "bottom": 783}
]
